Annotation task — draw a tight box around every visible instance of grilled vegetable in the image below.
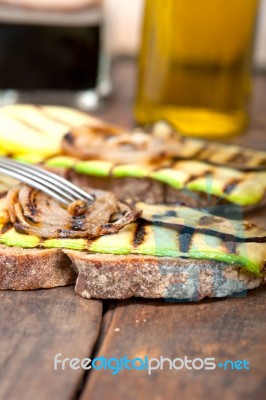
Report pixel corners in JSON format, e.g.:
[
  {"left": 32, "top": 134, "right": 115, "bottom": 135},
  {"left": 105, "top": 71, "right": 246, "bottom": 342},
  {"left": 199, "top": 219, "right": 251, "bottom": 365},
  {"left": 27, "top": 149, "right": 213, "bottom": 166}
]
[
  {"left": 0, "top": 105, "right": 105, "bottom": 158},
  {"left": 1, "top": 203, "right": 265, "bottom": 276},
  {"left": 186, "top": 140, "right": 266, "bottom": 171},
  {"left": 151, "top": 121, "right": 266, "bottom": 171},
  {"left": 62, "top": 120, "right": 266, "bottom": 170},
  {"left": 174, "top": 138, "right": 266, "bottom": 171},
  {"left": 45, "top": 157, "right": 266, "bottom": 207},
  {"left": 62, "top": 124, "right": 182, "bottom": 164},
  {"left": 4, "top": 184, "right": 140, "bottom": 239},
  {"left": 137, "top": 202, "right": 266, "bottom": 241}
]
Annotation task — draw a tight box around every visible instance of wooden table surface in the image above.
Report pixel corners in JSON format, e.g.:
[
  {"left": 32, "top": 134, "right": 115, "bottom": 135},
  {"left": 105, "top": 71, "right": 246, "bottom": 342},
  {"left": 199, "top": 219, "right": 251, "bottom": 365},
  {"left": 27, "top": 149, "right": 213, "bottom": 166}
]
[{"left": 0, "top": 59, "right": 265, "bottom": 400}]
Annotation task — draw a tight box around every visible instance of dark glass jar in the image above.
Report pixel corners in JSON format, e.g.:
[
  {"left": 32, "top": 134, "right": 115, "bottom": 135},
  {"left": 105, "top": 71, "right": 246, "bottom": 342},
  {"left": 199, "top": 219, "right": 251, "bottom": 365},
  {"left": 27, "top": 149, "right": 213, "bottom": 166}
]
[{"left": 0, "top": 2, "right": 110, "bottom": 109}]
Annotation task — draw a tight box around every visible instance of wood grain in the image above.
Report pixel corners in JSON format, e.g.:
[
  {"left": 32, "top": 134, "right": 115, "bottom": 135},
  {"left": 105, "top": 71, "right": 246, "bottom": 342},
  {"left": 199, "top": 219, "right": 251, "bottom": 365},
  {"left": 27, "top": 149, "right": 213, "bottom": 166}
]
[
  {"left": 81, "top": 288, "right": 266, "bottom": 400},
  {"left": 0, "top": 286, "right": 102, "bottom": 400}
]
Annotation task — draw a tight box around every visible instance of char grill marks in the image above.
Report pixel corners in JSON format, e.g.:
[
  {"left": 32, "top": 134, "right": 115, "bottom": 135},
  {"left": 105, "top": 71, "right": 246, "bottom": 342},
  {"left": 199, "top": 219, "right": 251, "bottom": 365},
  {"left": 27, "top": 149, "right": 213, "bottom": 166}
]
[
  {"left": 133, "top": 219, "right": 148, "bottom": 247},
  {"left": 136, "top": 203, "right": 266, "bottom": 244},
  {"left": 178, "top": 226, "right": 195, "bottom": 253},
  {"left": 172, "top": 134, "right": 266, "bottom": 171},
  {"left": 224, "top": 179, "right": 242, "bottom": 194},
  {"left": 205, "top": 145, "right": 266, "bottom": 171},
  {"left": 1, "top": 221, "right": 13, "bottom": 234},
  {"left": 6, "top": 184, "right": 141, "bottom": 239}
]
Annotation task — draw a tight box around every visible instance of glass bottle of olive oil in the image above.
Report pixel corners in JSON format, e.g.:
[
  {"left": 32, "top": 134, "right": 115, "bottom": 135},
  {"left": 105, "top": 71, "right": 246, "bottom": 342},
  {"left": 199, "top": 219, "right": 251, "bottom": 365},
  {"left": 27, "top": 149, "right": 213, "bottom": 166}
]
[{"left": 135, "top": 0, "right": 258, "bottom": 138}]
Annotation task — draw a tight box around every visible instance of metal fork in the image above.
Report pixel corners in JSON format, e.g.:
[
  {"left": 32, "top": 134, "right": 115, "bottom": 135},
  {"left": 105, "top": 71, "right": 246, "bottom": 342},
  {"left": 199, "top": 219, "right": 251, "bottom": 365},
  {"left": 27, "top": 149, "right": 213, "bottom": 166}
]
[{"left": 0, "top": 157, "right": 94, "bottom": 206}]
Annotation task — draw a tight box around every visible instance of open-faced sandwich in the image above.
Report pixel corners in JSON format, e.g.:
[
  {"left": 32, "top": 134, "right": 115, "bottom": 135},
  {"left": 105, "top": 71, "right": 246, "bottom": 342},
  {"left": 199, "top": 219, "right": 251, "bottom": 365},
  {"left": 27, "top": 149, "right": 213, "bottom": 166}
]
[{"left": 0, "top": 105, "right": 265, "bottom": 300}]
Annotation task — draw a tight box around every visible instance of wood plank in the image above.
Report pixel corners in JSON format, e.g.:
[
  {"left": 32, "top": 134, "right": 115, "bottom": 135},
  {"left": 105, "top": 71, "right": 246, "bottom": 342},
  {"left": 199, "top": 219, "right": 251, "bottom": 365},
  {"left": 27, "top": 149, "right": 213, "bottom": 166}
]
[
  {"left": 81, "top": 287, "right": 266, "bottom": 400},
  {"left": 0, "top": 286, "right": 102, "bottom": 400}
]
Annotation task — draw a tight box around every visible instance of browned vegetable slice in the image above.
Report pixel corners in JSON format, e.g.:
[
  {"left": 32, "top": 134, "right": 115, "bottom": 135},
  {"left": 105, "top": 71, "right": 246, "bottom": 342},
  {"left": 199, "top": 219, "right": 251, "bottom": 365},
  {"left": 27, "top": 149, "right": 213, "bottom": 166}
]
[
  {"left": 6, "top": 184, "right": 141, "bottom": 239},
  {"left": 61, "top": 123, "right": 182, "bottom": 164}
]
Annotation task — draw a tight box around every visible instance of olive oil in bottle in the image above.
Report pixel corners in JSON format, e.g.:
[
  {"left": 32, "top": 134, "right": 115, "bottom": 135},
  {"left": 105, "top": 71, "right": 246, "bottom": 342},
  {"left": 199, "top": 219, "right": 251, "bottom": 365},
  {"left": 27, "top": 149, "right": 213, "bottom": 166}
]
[{"left": 135, "top": 0, "right": 258, "bottom": 138}]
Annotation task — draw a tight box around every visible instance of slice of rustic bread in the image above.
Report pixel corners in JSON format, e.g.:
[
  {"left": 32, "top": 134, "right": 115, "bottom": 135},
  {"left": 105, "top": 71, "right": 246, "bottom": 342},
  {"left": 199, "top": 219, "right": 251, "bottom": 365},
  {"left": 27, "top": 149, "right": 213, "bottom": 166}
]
[
  {"left": 0, "top": 244, "right": 76, "bottom": 290},
  {"left": 0, "top": 241, "right": 265, "bottom": 298},
  {"left": 64, "top": 251, "right": 266, "bottom": 301}
]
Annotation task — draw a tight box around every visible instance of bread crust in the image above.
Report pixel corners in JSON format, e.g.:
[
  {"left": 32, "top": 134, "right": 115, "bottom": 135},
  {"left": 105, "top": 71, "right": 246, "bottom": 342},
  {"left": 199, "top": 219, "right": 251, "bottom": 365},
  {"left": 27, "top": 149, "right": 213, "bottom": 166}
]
[
  {"left": 0, "top": 244, "right": 76, "bottom": 290},
  {"left": 65, "top": 251, "right": 266, "bottom": 300}
]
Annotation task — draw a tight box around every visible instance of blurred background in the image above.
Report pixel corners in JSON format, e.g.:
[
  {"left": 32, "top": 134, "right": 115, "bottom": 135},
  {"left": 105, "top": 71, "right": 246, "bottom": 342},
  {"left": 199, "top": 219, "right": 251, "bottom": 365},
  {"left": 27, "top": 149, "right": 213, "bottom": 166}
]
[
  {"left": 105, "top": 0, "right": 266, "bottom": 70},
  {"left": 0, "top": 0, "right": 265, "bottom": 137}
]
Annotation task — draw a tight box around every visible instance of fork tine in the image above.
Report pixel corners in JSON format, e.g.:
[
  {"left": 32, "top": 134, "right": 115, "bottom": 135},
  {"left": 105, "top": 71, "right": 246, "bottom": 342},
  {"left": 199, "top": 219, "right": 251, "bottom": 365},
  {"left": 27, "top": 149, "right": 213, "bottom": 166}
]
[
  {"left": 0, "top": 159, "right": 76, "bottom": 202},
  {"left": 0, "top": 165, "right": 70, "bottom": 205},
  {"left": 0, "top": 157, "right": 94, "bottom": 203}
]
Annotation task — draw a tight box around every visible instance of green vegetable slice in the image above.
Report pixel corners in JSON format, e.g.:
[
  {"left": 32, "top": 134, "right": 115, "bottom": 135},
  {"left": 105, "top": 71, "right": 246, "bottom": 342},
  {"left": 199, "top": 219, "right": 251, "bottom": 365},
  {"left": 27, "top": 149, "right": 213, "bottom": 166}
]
[{"left": 44, "top": 157, "right": 266, "bottom": 206}]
